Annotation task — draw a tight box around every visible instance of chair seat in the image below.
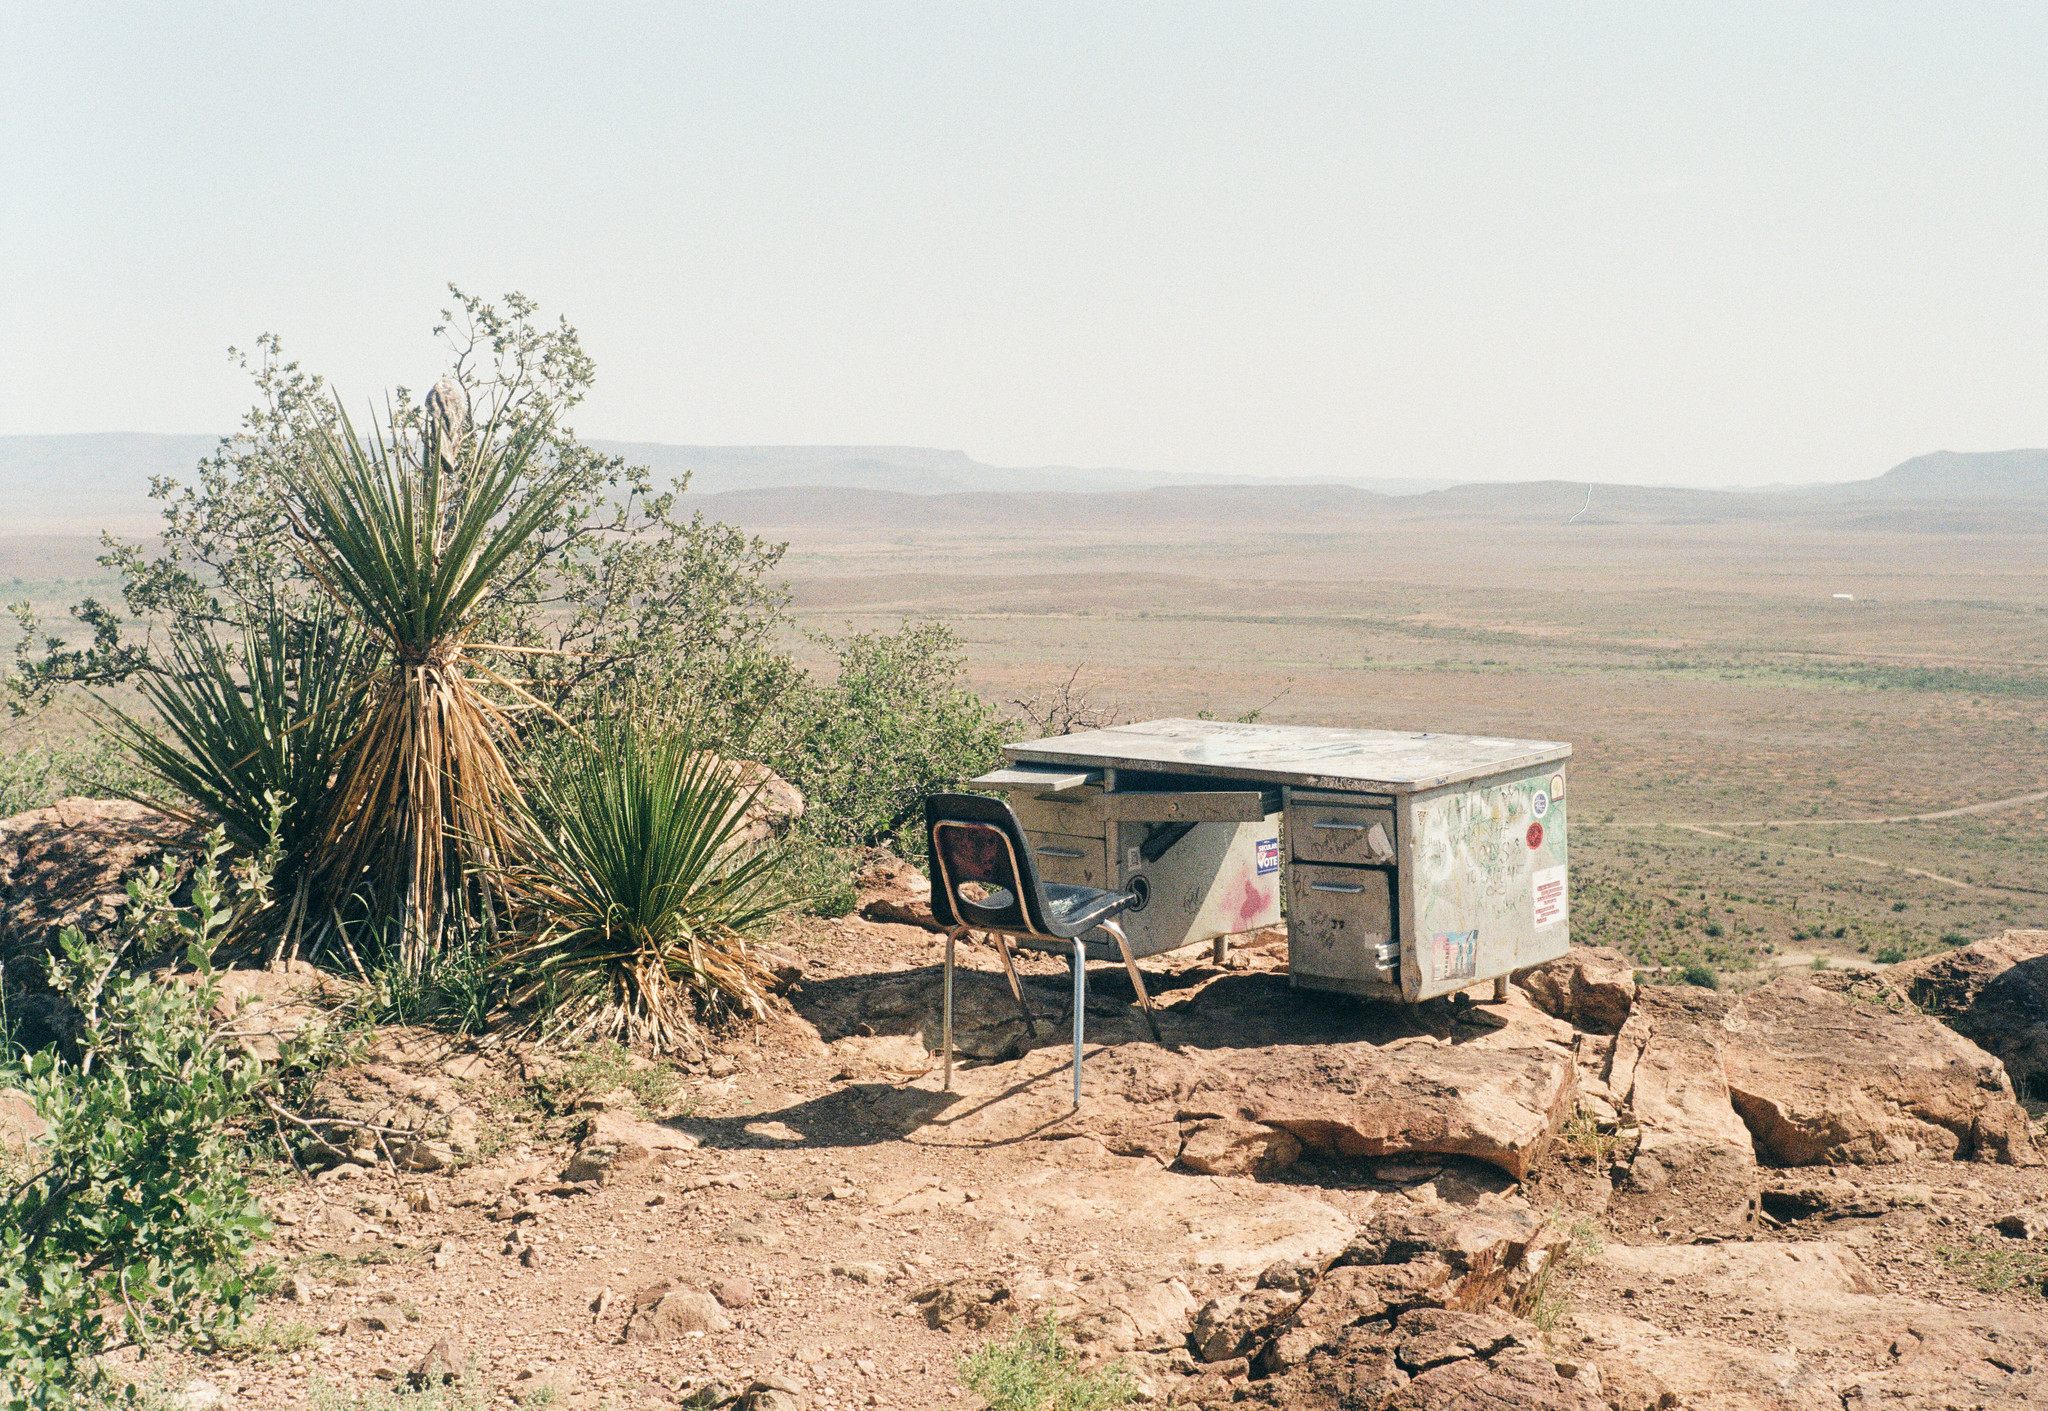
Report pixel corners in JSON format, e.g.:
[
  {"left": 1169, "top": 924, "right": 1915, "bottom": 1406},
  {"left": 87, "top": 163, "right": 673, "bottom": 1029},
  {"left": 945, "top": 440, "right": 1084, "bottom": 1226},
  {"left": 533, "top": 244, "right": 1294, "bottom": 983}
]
[{"left": 1039, "top": 882, "right": 1139, "bottom": 938}]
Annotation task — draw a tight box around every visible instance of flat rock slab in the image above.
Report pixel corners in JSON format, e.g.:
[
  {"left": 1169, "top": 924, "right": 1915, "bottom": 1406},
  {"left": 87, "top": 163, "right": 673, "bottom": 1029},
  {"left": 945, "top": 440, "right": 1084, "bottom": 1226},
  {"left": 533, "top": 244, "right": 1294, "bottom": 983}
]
[
  {"left": 1606, "top": 986, "right": 1760, "bottom": 1238},
  {"left": 949, "top": 975, "right": 1583, "bottom": 1182}
]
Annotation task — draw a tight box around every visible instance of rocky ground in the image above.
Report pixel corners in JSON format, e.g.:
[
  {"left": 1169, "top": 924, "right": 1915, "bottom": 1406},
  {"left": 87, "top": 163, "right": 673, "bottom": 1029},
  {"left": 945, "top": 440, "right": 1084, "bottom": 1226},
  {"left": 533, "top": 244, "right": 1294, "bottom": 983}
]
[{"left": 6, "top": 807, "right": 2048, "bottom": 1410}]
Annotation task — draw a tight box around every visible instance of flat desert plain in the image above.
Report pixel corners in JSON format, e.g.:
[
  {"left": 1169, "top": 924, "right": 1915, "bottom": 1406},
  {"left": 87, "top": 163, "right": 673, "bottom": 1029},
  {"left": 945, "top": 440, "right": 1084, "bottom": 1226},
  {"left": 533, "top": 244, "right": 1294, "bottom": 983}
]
[{"left": 751, "top": 496, "right": 2048, "bottom": 980}]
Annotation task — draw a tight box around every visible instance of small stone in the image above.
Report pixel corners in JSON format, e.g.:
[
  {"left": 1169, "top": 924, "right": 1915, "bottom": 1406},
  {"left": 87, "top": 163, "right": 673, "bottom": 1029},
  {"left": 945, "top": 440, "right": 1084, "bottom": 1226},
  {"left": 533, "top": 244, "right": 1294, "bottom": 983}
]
[
  {"left": 623, "top": 1286, "right": 732, "bottom": 1341},
  {"left": 519, "top": 1244, "right": 545, "bottom": 1268},
  {"left": 286, "top": 1274, "right": 317, "bottom": 1304},
  {"left": 712, "top": 1277, "right": 758, "bottom": 1309},
  {"left": 409, "top": 1337, "right": 465, "bottom": 1389},
  {"left": 832, "top": 1261, "right": 890, "bottom": 1285}
]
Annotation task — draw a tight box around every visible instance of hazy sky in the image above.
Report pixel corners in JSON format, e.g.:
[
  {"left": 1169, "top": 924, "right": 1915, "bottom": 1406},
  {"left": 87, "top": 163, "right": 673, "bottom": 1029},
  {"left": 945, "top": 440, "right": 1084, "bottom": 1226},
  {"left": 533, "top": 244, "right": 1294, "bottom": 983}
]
[{"left": 5, "top": 3, "right": 2046, "bottom": 486}]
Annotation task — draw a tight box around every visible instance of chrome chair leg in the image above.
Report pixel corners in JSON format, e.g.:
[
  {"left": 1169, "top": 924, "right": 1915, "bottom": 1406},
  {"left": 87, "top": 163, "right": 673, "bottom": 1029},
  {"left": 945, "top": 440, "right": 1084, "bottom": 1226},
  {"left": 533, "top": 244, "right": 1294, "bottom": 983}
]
[
  {"left": 1100, "top": 920, "right": 1163, "bottom": 1044},
  {"left": 942, "top": 926, "right": 958, "bottom": 1091},
  {"left": 1070, "top": 937, "right": 1086, "bottom": 1110},
  {"left": 992, "top": 933, "right": 1038, "bottom": 1036}
]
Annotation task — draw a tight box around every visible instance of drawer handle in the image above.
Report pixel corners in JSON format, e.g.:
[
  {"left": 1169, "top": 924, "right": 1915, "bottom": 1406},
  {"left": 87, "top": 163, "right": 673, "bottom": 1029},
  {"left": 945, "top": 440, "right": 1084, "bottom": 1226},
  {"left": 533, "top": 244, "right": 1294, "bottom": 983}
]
[
  {"left": 1038, "top": 846, "right": 1088, "bottom": 859},
  {"left": 1310, "top": 820, "right": 1369, "bottom": 832},
  {"left": 1309, "top": 881, "right": 1365, "bottom": 894}
]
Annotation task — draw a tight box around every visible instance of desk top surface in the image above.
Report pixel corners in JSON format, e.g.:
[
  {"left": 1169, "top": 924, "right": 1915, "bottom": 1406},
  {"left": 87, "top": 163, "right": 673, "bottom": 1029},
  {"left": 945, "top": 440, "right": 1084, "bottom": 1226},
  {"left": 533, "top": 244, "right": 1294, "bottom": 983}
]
[{"left": 1005, "top": 718, "right": 1570, "bottom": 794}]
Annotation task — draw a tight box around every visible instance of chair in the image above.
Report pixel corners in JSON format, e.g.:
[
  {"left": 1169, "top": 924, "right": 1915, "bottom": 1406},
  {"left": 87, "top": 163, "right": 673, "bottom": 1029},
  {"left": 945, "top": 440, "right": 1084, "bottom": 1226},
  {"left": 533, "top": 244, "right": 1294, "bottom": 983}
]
[{"left": 924, "top": 792, "right": 1162, "bottom": 1108}]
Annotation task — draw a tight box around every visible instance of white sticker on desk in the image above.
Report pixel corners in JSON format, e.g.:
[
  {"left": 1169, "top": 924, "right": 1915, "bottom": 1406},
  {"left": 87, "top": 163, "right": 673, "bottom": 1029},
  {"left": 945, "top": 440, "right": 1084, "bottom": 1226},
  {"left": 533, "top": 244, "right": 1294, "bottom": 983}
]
[{"left": 1532, "top": 864, "right": 1568, "bottom": 930}]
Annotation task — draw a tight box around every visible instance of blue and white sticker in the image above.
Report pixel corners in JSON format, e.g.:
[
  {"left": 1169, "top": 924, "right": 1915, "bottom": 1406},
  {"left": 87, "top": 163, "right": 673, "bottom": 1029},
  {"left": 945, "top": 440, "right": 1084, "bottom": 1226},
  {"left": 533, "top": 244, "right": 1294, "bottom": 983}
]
[
  {"left": 1255, "top": 837, "right": 1281, "bottom": 875},
  {"left": 1530, "top": 789, "right": 1550, "bottom": 820}
]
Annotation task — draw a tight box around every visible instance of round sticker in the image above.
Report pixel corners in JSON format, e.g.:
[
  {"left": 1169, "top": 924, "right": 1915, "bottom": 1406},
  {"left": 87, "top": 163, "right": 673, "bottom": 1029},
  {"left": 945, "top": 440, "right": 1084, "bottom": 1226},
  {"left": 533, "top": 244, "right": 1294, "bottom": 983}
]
[
  {"left": 1550, "top": 772, "right": 1565, "bottom": 801},
  {"left": 1530, "top": 789, "right": 1550, "bottom": 820},
  {"left": 1526, "top": 821, "right": 1544, "bottom": 849}
]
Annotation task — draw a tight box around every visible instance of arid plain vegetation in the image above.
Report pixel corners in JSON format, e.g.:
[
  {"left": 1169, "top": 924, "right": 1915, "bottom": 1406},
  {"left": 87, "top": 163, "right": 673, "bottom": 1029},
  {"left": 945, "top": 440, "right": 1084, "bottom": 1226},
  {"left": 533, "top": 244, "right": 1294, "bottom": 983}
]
[{"left": 755, "top": 501, "right": 2048, "bottom": 981}]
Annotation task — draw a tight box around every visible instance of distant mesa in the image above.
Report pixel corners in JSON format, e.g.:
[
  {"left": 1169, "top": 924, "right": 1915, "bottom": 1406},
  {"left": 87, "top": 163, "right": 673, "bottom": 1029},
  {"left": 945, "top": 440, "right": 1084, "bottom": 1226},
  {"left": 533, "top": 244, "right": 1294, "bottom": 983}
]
[{"left": 0, "top": 435, "right": 2043, "bottom": 538}]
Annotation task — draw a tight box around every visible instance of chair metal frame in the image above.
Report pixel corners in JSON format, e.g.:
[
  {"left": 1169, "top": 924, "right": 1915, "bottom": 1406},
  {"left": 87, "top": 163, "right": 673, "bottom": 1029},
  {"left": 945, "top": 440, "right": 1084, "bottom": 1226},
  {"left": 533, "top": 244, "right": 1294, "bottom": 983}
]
[{"left": 927, "top": 810, "right": 1161, "bottom": 1109}]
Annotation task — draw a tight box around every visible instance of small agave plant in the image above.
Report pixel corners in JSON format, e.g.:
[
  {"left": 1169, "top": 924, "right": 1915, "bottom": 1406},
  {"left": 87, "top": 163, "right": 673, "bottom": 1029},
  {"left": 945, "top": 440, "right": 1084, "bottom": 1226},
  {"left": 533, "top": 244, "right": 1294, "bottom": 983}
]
[{"left": 496, "top": 722, "right": 789, "bottom": 1054}]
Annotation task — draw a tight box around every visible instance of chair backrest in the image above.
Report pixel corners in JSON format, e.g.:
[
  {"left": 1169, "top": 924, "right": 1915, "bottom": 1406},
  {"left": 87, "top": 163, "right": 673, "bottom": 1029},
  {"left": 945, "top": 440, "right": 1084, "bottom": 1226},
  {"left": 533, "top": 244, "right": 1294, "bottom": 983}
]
[{"left": 923, "top": 792, "right": 1057, "bottom": 938}]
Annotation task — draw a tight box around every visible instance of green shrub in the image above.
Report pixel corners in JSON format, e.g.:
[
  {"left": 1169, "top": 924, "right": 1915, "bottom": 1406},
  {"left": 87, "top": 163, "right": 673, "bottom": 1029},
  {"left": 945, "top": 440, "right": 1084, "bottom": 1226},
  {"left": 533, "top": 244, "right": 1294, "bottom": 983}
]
[
  {"left": 1678, "top": 964, "right": 1719, "bottom": 990},
  {"left": 498, "top": 724, "right": 789, "bottom": 1053},
  {"left": 960, "top": 1315, "right": 1136, "bottom": 1411},
  {"left": 1872, "top": 945, "right": 1908, "bottom": 965},
  {"left": 0, "top": 835, "right": 275, "bottom": 1407},
  {"left": 99, "top": 604, "right": 366, "bottom": 957},
  {"left": 772, "top": 622, "right": 1005, "bottom": 860}
]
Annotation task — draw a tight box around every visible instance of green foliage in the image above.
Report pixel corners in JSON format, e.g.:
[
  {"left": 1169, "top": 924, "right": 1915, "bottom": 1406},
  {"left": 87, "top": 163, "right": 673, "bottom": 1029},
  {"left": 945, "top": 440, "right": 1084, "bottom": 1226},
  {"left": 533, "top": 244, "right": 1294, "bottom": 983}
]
[
  {"left": 99, "top": 605, "right": 366, "bottom": 952},
  {"left": 1935, "top": 1240, "right": 2048, "bottom": 1296},
  {"left": 781, "top": 825, "right": 861, "bottom": 918},
  {"left": 499, "top": 724, "right": 790, "bottom": 1053},
  {"left": 960, "top": 1315, "right": 1136, "bottom": 1411},
  {"left": 0, "top": 835, "right": 275, "bottom": 1407},
  {"left": 529, "top": 1039, "right": 684, "bottom": 1118},
  {"left": 1678, "top": 963, "right": 1720, "bottom": 990},
  {"left": 0, "top": 732, "right": 156, "bottom": 818},
  {"left": 360, "top": 931, "right": 500, "bottom": 1036},
  {"left": 772, "top": 622, "right": 1005, "bottom": 859}
]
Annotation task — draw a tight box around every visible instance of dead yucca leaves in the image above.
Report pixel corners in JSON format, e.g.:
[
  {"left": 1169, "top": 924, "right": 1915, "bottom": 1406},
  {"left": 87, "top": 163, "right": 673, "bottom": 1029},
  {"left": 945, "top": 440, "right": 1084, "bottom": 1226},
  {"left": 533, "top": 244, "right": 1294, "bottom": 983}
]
[
  {"left": 283, "top": 403, "right": 576, "bottom": 974},
  {"left": 497, "top": 724, "right": 789, "bottom": 1054}
]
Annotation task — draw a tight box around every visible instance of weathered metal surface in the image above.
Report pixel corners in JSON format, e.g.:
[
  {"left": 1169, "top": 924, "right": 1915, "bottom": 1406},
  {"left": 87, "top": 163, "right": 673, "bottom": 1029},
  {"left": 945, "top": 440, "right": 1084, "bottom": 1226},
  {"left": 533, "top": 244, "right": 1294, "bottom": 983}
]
[
  {"left": 1399, "top": 763, "right": 1570, "bottom": 1001},
  {"left": 970, "top": 764, "right": 1099, "bottom": 793},
  {"left": 1287, "top": 794, "right": 1397, "bottom": 867},
  {"left": 1007, "top": 718, "right": 1569, "bottom": 795},
  {"left": 1287, "top": 863, "right": 1397, "bottom": 995}
]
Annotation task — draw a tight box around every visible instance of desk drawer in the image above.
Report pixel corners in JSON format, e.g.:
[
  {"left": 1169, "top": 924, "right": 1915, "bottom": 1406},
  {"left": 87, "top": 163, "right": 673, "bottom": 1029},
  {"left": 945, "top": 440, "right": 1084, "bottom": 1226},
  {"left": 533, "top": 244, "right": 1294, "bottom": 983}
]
[
  {"left": 1288, "top": 797, "right": 1396, "bottom": 867},
  {"left": 1026, "top": 832, "right": 1109, "bottom": 889},
  {"left": 1288, "top": 864, "right": 1397, "bottom": 991}
]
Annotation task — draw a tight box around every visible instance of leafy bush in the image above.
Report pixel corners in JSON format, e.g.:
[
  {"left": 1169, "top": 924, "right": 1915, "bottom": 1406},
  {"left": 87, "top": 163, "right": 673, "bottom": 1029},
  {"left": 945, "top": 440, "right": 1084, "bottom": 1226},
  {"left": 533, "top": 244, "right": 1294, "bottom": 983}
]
[
  {"left": 498, "top": 724, "right": 789, "bottom": 1053},
  {"left": 0, "top": 836, "right": 275, "bottom": 1407},
  {"left": 1678, "top": 963, "right": 1720, "bottom": 990},
  {"left": 772, "top": 622, "right": 1005, "bottom": 859},
  {"left": 960, "top": 1315, "right": 1136, "bottom": 1411}
]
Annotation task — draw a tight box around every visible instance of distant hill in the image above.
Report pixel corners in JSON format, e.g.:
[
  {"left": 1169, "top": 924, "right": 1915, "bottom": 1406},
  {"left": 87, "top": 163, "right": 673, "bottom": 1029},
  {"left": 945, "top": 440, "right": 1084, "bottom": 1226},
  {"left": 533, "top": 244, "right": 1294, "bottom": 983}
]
[
  {"left": 1850, "top": 449, "right": 2048, "bottom": 500},
  {"left": 0, "top": 433, "right": 1441, "bottom": 533},
  {"left": 2, "top": 435, "right": 2044, "bottom": 538}
]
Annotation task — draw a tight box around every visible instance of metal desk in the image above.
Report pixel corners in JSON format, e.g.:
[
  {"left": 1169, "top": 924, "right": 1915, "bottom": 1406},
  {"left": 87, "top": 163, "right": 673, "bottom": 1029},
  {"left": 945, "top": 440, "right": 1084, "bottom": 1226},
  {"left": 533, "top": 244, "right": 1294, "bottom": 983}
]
[{"left": 974, "top": 718, "right": 1572, "bottom": 1002}]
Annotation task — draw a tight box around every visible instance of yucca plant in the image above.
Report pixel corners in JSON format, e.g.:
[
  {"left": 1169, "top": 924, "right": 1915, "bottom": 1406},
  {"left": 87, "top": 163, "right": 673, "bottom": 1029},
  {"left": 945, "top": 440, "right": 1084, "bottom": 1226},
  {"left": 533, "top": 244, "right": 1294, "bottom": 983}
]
[
  {"left": 283, "top": 403, "right": 576, "bottom": 974},
  {"left": 497, "top": 724, "right": 789, "bottom": 1054},
  {"left": 99, "top": 605, "right": 366, "bottom": 956}
]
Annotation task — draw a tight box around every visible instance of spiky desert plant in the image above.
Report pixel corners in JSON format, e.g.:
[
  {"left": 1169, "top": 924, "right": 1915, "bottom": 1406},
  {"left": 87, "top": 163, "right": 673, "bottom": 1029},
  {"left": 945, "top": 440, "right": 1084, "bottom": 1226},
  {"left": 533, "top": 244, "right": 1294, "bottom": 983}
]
[
  {"left": 283, "top": 403, "right": 575, "bottom": 974},
  {"left": 99, "top": 605, "right": 366, "bottom": 955},
  {"left": 497, "top": 725, "right": 788, "bottom": 1054}
]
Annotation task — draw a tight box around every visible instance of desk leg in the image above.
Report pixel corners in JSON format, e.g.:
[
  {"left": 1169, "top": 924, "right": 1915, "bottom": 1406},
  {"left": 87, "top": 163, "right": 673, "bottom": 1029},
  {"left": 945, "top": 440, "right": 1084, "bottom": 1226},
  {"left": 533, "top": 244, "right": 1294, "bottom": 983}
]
[{"left": 1212, "top": 934, "right": 1229, "bottom": 968}]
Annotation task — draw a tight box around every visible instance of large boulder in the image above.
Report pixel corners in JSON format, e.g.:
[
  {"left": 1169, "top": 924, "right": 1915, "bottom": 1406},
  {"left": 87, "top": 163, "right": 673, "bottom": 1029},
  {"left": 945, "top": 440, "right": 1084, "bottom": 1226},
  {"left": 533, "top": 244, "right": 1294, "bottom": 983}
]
[
  {"left": 1722, "top": 976, "right": 2035, "bottom": 1166},
  {"left": 1605, "top": 986, "right": 1759, "bottom": 1237},
  {"left": 0, "top": 797, "right": 186, "bottom": 947},
  {"left": 725, "top": 761, "right": 803, "bottom": 852},
  {"left": 1514, "top": 945, "right": 1635, "bottom": 1033},
  {"left": 1894, "top": 930, "right": 2048, "bottom": 1101},
  {"left": 0, "top": 797, "right": 193, "bottom": 1046}
]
